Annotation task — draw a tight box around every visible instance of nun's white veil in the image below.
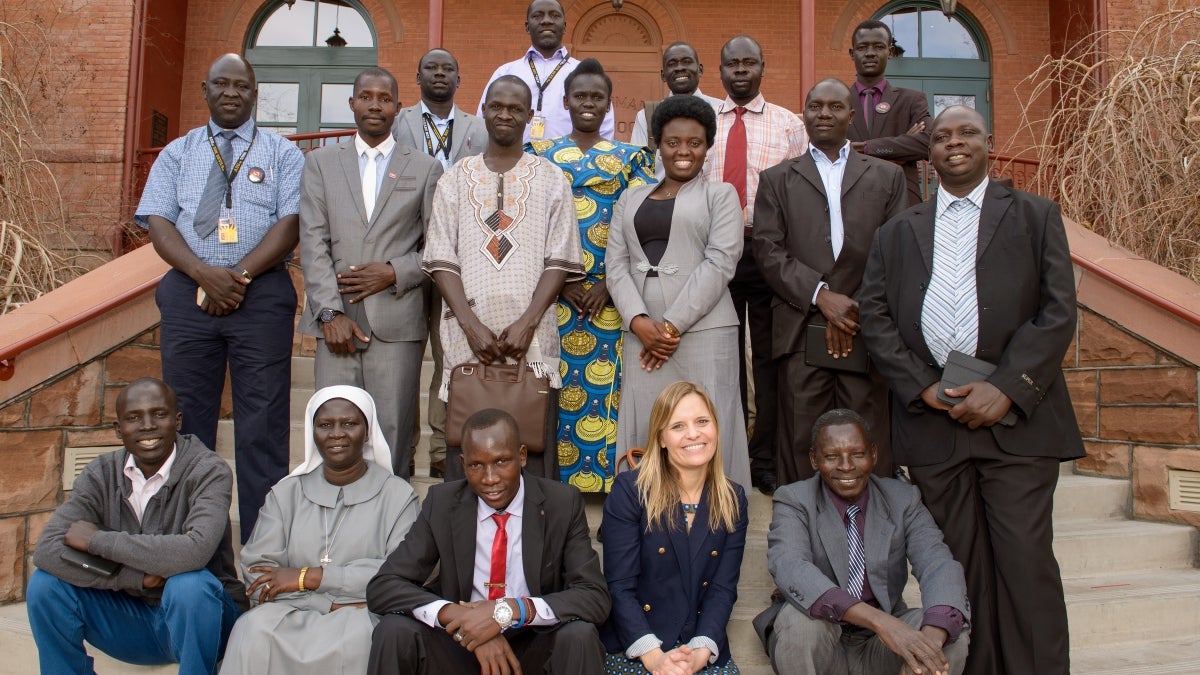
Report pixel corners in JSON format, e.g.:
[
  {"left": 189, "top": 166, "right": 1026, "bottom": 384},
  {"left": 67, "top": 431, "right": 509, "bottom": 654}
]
[{"left": 288, "top": 385, "right": 393, "bottom": 476}]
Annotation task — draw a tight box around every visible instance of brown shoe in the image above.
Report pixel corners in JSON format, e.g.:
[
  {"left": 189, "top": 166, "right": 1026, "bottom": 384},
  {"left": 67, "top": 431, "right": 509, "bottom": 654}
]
[{"left": 430, "top": 459, "right": 446, "bottom": 479}]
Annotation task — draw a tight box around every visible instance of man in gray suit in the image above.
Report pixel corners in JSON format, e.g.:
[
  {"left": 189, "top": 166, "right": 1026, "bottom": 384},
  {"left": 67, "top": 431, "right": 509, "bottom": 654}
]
[
  {"left": 392, "top": 48, "right": 487, "bottom": 478},
  {"left": 299, "top": 67, "right": 443, "bottom": 478},
  {"left": 757, "top": 408, "right": 969, "bottom": 675}
]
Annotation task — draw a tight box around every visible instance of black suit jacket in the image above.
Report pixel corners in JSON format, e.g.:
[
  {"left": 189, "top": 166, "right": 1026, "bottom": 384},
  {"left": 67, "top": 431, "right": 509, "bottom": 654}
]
[
  {"left": 847, "top": 82, "right": 931, "bottom": 207},
  {"left": 366, "top": 474, "right": 610, "bottom": 624},
  {"left": 752, "top": 149, "right": 907, "bottom": 358},
  {"left": 858, "top": 181, "right": 1086, "bottom": 466}
]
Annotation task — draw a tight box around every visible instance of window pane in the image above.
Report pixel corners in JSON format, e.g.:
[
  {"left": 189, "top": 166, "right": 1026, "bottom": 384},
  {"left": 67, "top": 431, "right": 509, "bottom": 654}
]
[
  {"left": 320, "top": 83, "right": 355, "bottom": 124},
  {"left": 883, "top": 9, "right": 919, "bottom": 59},
  {"left": 264, "top": 126, "right": 297, "bottom": 137},
  {"left": 317, "top": 1, "right": 375, "bottom": 47},
  {"left": 255, "top": 1, "right": 316, "bottom": 47},
  {"left": 921, "top": 15, "right": 979, "bottom": 59},
  {"left": 256, "top": 82, "right": 300, "bottom": 123},
  {"left": 933, "top": 94, "right": 976, "bottom": 118}
]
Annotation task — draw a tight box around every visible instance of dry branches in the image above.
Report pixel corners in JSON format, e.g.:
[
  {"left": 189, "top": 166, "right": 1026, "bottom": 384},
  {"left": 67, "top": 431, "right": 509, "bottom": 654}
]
[{"left": 1013, "top": 8, "right": 1200, "bottom": 282}]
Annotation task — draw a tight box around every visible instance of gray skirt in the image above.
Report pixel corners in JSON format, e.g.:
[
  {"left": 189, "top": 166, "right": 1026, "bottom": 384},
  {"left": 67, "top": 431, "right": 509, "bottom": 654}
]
[{"left": 615, "top": 278, "right": 751, "bottom": 490}]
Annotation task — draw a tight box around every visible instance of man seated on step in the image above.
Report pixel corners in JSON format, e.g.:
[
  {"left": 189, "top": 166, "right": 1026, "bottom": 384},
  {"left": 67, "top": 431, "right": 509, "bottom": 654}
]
[
  {"left": 26, "top": 377, "right": 245, "bottom": 675},
  {"left": 754, "top": 408, "right": 970, "bottom": 675}
]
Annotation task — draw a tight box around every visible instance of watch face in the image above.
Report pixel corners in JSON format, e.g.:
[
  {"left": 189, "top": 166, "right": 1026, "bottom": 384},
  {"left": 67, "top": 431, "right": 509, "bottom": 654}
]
[
  {"left": 494, "top": 600, "right": 514, "bottom": 627},
  {"left": 320, "top": 309, "right": 335, "bottom": 323}
]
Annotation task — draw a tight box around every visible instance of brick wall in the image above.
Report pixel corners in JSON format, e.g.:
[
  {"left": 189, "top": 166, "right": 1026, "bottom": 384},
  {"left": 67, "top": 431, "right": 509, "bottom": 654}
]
[{"left": 1065, "top": 307, "right": 1200, "bottom": 527}]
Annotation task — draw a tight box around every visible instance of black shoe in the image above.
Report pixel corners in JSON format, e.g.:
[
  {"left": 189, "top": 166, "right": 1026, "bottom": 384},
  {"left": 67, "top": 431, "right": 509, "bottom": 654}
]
[
  {"left": 430, "top": 459, "right": 445, "bottom": 479},
  {"left": 752, "top": 471, "right": 777, "bottom": 496}
]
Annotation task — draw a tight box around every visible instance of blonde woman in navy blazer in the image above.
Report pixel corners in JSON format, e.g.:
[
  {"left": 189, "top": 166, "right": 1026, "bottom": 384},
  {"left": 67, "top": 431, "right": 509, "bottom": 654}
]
[{"left": 601, "top": 381, "right": 749, "bottom": 674}]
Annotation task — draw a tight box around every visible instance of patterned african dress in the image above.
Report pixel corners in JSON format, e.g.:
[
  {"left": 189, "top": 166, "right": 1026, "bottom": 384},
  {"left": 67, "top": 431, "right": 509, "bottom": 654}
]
[{"left": 525, "top": 137, "right": 655, "bottom": 491}]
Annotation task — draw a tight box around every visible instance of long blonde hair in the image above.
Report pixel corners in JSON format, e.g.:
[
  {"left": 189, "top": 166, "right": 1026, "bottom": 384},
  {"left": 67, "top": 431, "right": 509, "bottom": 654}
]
[{"left": 635, "top": 381, "right": 741, "bottom": 533}]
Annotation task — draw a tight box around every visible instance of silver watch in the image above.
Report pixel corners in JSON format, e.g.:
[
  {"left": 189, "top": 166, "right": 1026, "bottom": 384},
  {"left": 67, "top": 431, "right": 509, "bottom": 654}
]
[{"left": 493, "top": 598, "right": 514, "bottom": 631}]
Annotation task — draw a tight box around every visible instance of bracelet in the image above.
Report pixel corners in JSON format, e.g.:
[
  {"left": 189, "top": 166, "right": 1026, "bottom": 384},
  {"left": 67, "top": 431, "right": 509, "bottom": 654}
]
[
  {"left": 516, "top": 596, "right": 527, "bottom": 629},
  {"left": 662, "top": 320, "right": 680, "bottom": 338},
  {"left": 298, "top": 566, "right": 309, "bottom": 592}
]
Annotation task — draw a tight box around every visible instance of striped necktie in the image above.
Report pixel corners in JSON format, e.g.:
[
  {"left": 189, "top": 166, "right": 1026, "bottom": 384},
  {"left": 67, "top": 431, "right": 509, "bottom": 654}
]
[
  {"left": 194, "top": 130, "right": 236, "bottom": 238},
  {"left": 921, "top": 199, "right": 980, "bottom": 366},
  {"left": 846, "top": 503, "right": 866, "bottom": 598}
]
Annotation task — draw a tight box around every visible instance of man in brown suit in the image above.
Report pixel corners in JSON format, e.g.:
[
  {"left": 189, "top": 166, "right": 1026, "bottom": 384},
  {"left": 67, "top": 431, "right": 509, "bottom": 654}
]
[
  {"left": 847, "top": 19, "right": 931, "bottom": 207},
  {"left": 752, "top": 79, "right": 907, "bottom": 485}
]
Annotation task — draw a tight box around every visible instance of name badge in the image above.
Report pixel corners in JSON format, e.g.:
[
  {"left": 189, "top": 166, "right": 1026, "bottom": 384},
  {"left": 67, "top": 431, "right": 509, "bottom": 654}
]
[
  {"left": 530, "top": 115, "right": 546, "bottom": 139},
  {"left": 875, "top": 101, "right": 891, "bottom": 115},
  {"left": 218, "top": 217, "right": 238, "bottom": 244}
]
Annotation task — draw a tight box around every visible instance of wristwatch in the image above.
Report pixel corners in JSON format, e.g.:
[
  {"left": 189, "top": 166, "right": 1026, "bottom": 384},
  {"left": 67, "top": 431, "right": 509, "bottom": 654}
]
[
  {"left": 318, "top": 308, "right": 341, "bottom": 323},
  {"left": 493, "top": 598, "right": 514, "bottom": 632}
]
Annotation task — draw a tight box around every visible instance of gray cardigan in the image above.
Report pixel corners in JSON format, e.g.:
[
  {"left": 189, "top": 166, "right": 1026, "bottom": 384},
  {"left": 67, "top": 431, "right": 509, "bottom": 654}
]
[{"left": 33, "top": 434, "right": 246, "bottom": 609}]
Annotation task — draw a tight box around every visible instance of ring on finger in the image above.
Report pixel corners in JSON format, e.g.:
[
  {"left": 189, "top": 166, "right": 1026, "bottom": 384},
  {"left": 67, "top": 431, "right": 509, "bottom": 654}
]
[{"left": 454, "top": 631, "right": 464, "bottom": 642}]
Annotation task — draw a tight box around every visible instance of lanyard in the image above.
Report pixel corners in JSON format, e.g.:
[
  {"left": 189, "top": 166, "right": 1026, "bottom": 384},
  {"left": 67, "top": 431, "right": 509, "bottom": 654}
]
[
  {"left": 422, "top": 113, "right": 454, "bottom": 160},
  {"left": 527, "top": 53, "right": 570, "bottom": 111},
  {"left": 207, "top": 125, "right": 257, "bottom": 209}
]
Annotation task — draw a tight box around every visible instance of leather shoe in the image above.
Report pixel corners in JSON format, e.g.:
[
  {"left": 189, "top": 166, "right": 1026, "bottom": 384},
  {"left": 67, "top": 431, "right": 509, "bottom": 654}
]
[
  {"left": 752, "top": 471, "right": 777, "bottom": 496},
  {"left": 429, "top": 459, "right": 446, "bottom": 479}
]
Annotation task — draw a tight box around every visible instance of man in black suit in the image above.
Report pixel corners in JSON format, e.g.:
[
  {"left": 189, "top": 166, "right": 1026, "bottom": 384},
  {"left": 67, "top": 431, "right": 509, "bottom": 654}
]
[
  {"left": 847, "top": 19, "right": 931, "bottom": 207},
  {"left": 859, "top": 106, "right": 1084, "bottom": 675},
  {"left": 753, "top": 78, "right": 907, "bottom": 485},
  {"left": 366, "top": 408, "right": 609, "bottom": 674}
]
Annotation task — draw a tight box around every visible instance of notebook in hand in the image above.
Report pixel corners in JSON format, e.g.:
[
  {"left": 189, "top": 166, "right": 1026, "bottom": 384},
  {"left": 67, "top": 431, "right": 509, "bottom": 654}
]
[
  {"left": 61, "top": 547, "right": 122, "bottom": 577},
  {"left": 803, "top": 324, "right": 870, "bottom": 374},
  {"left": 937, "top": 350, "right": 1018, "bottom": 427}
]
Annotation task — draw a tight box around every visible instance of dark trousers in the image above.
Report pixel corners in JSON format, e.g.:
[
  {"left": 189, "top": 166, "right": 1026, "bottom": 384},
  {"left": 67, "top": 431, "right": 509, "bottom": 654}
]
[
  {"left": 776, "top": 352, "right": 892, "bottom": 485},
  {"left": 444, "top": 389, "right": 559, "bottom": 482},
  {"left": 909, "top": 426, "right": 1069, "bottom": 675},
  {"left": 368, "top": 613, "right": 604, "bottom": 675},
  {"left": 730, "top": 242, "right": 776, "bottom": 478},
  {"left": 156, "top": 267, "right": 293, "bottom": 542}
]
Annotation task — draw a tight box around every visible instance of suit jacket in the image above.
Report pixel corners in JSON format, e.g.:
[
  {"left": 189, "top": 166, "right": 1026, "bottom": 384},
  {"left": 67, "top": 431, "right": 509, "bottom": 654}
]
[
  {"left": 392, "top": 104, "right": 488, "bottom": 168},
  {"left": 366, "top": 474, "right": 610, "bottom": 625},
  {"left": 847, "top": 83, "right": 931, "bottom": 207},
  {"left": 858, "top": 181, "right": 1086, "bottom": 466},
  {"left": 298, "top": 139, "right": 442, "bottom": 341},
  {"left": 752, "top": 148, "right": 907, "bottom": 358},
  {"left": 765, "top": 476, "right": 968, "bottom": 625},
  {"left": 599, "top": 471, "right": 749, "bottom": 665},
  {"left": 606, "top": 177, "right": 743, "bottom": 334}
]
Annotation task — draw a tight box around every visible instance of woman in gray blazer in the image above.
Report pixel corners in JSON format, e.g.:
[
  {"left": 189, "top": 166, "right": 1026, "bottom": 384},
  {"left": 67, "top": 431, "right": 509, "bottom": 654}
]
[{"left": 606, "top": 96, "right": 750, "bottom": 489}]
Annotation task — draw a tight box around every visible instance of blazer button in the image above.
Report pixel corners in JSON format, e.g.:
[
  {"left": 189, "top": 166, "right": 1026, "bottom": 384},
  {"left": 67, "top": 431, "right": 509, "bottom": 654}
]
[
  {"left": 919, "top": 282, "right": 926, "bottom": 290},
  {"left": 643, "top": 604, "right": 651, "bottom": 612},
  {"left": 657, "top": 547, "right": 666, "bottom": 554},
  {"left": 710, "top": 550, "right": 719, "bottom": 557},
  {"left": 702, "top": 581, "right": 709, "bottom": 587}
]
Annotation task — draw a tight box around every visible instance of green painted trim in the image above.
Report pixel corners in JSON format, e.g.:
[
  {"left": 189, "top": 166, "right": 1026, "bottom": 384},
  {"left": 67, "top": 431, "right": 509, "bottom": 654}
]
[
  {"left": 886, "top": 58, "right": 990, "bottom": 79},
  {"left": 246, "top": 47, "right": 378, "bottom": 67}
]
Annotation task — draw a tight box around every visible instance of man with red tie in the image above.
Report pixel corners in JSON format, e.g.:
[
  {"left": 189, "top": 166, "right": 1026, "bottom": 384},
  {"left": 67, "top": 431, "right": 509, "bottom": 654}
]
[
  {"left": 366, "top": 408, "right": 609, "bottom": 674},
  {"left": 703, "top": 35, "right": 808, "bottom": 496}
]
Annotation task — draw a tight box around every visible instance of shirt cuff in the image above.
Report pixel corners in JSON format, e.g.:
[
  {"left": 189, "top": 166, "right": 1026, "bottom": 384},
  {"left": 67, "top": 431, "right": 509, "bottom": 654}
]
[
  {"left": 812, "top": 280, "right": 829, "bottom": 306},
  {"left": 808, "top": 587, "right": 861, "bottom": 623},
  {"left": 527, "top": 597, "right": 557, "bottom": 626},
  {"left": 922, "top": 605, "right": 965, "bottom": 644},
  {"left": 413, "top": 599, "right": 452, "bottom": 628},
  {"left": 686, "top": 636, "right": 720, "bottom": 663},
  {"left": 626, "top": 633, "right": 662, "bottom": 659}
]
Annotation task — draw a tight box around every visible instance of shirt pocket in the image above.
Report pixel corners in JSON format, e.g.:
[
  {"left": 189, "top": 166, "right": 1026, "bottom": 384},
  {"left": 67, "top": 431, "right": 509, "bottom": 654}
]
[
  {"left": 239, "top": 170, "right": 279, "bottom": 208},
  {"left": 393, "top": 176, "right": 418, "bottom": 191}
]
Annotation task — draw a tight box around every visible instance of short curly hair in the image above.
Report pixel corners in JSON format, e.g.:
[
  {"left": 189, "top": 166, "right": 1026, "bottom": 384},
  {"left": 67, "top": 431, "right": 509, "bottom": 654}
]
[{"left": 650, "top": 94, "right": 717, "bottom": 147}]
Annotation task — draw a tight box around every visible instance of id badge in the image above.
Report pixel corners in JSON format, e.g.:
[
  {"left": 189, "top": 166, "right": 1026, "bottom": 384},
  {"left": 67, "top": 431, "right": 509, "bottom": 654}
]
[
  {"left": 530, "top": 115, "right": 546, "bottom": 139},
  {"left": 218, "top": 216, "right": 238, "bottom": 244}
]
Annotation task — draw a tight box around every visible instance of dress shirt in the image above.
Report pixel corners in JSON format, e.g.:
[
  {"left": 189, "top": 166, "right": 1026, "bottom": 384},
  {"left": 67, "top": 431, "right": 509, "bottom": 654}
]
[
  {"left": 354, "top": 132, "right": 396, "bottom": 211},
  {"left": 921, "top": 178, "right": 989, "bottom": 366},
  {"left": 122, "top": 447, "right": 177, "bottom": 523},
  {"left": 135, "top": 118, "right": 305, "bottom": 267},
  {"left": 809, "top": 141, "right": 851, "bottom": 303},
  {"left": 702, "top": 94, "right": 808, "bottom": 228},
  {"left": 808, "top": 484, "right": 964, "bottom": 642},
  {"left": 479, "top": 46, "right": 615, "bottom": 142},
  {"left": 854, "top": 78, "right": 887, "bottom": 149},
  {"left": 413, "top": 478, "right": 558, "bottom": 628},
  {"left": 419, "top": 102, "right": 456, "bottom": 172}
]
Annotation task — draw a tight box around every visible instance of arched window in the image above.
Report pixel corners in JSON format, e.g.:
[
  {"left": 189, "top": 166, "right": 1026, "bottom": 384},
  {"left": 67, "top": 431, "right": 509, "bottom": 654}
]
[
  {"left": 244, "top": 1, "right": 378, "bottom": 136},
  {"left": 872, "top": 1, "right": 992, "bottom": 124}
]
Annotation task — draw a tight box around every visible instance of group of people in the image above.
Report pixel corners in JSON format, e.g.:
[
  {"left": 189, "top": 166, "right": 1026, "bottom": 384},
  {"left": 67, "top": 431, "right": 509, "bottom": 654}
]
[{"left": 26, "top": 2, "right": 1086, "bottom": 674}]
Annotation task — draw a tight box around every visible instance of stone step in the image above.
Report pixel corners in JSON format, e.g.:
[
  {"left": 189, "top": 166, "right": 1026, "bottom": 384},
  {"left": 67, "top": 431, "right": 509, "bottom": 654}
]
[
  {"left": 1052, "top": 517, "right": 1197, "bottom": 577},
  {"left": 1064, "top": 569, "right": 1200, "bottom": 649},
  {"left": 1070, "top": 637, "right": 1200, "bottom": 674}
]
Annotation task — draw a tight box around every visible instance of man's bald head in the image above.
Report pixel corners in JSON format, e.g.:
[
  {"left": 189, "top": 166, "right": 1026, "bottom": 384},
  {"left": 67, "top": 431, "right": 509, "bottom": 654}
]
[{"left": 203, "top": 53, "right": 257, "bottom": 129}]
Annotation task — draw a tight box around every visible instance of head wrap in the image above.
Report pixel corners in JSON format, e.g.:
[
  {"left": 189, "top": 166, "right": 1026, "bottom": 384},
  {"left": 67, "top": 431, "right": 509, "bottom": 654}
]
[{"left": 289, "top": 385, "right": 393, "bottom": 476}]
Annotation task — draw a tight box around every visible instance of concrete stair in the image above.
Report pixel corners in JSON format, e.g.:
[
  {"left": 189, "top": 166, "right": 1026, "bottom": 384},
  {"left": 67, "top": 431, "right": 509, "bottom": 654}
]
[{"left": 3, "top": 351, "right": 1199, "bottom": 673}]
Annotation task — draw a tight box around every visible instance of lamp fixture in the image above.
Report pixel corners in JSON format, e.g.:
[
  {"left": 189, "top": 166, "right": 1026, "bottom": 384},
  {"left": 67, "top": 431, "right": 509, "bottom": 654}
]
[
  {"left": 939, "top": 0, "right": 958, "bottom": 18},
  {"left": 325, "top": 27, "right": 347, "bottom": 47},
  {"left": 611, "top": 0, "right": 624, "bottom": 11}
]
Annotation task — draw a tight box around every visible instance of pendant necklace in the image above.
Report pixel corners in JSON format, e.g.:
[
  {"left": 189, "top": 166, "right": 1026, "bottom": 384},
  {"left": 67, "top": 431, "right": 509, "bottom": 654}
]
[{"left": 321, "top": 504, "right": 351, "bottom": 566}]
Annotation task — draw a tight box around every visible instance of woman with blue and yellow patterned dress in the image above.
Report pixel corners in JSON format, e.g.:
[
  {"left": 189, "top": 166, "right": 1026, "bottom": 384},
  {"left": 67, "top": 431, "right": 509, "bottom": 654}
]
[{"left": 526, "top": 58, "right": 654, "bottom": 492}]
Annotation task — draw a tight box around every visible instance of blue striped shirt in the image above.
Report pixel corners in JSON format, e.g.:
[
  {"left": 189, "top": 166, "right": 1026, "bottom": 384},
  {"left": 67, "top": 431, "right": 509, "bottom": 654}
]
[{"left": 135, "top": 119, "right": 305, "bottom": 266}]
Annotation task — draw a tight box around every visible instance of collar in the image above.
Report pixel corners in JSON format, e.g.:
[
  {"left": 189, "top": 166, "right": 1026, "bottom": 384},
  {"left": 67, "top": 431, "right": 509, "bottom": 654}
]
[
  {"left": 207, "top": 118, "right": 256, "bottom": 142},
  {"left": 420, "top": 100, "right": 455, "bottom": 124},
  {"left": 854, "top": 78, "right": 888, "bottom": 94},
  {"left": 937, "top": 176, "right": 989, "bottom": 213},
  {"left": 719, "top": 93, "right": 766, "bottom": 115},
  {"left": 823, "top": 480, "right": 870, "bottom": 522},
  {"left": 477, "top": 476, "right": 525, "bottom": 522},
  {"left": 810, "top": 140, "right": 851, "bottom": 165},
  {"left": 123, "top": 444, "right": 177, "bottom": 483},
  {"left": 300, "top": 461, "right": 393, "bottom": 507},
  {"left": 524, "top": 45, "right": 569, "bottom": 62},
  {"left": 355, "top": 132, "right": 396, "bottom": 159}
]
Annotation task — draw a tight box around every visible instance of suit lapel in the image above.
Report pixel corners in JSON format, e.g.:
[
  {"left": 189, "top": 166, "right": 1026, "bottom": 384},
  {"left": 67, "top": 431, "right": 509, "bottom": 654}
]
[
  {"left": 793, "top": 155, "right": 827, "bottom": 199},
  {"left": 872, "top": 84, "right": 901, "bottom": 137},
  {"left": 908, "top": 202, "right": 936, "bottom": 275},
  {"left": 450, "top": 106, "right": 471, "bottom": 163},
  {"left": 369, "top": 147, "right": 411, "bottom": 229},
  {"left": 339, "top": 143, "right": 369, "bottom": 224},
  {"left": 841, "top": 152, "right": 868, "bottom": 197},
  {"left": 863, "top": 481, "right": 895, "bottom": 612},
  {"left": 406, "top": 108, "right": 426, "bottom": 154},
  {"left": 815, "top": 485, "right": 850, "bottom": 590},
  {"left": 452, "top": 489, "right": 479, "bottom": 601},
  {"left": 976, "top": 181, "right": 1012, "bottom": 262},
  {"left": 850, "top": 89, "right": 869, "bottom": 140},
  {"left": 521, "top": 476, "right": 546, "bottom": 595}
]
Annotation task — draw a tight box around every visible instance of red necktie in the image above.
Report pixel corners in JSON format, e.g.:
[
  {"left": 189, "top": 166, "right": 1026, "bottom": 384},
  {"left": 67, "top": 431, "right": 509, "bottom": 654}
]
[
  {"left": 487, "top": 512, "right": 510, "bottom": 600},
  {"left": 723, "top": 106, "right": 748, "bottom": 209}
]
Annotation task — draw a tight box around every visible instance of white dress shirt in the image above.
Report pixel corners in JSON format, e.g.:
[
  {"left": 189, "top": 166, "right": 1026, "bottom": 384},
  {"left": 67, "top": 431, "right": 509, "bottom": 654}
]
[
  {"left": 810, "top": 141, "right": 851, "bottom": 303},
  {"left": 354, "top": 132, "right": 396, "bottom": 218},
  {"left": 123, "top": 447, "right": 177, "bottom": 522},
  {"left": 479, "top": 46, "right": 615, "bottom": 142}
]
